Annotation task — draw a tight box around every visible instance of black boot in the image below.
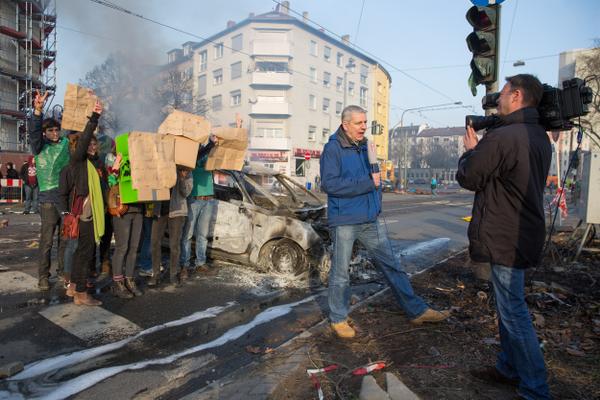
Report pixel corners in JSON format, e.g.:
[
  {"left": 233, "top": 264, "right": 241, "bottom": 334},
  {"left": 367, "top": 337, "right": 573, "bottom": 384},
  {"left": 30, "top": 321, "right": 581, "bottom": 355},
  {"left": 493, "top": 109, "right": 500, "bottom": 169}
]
[
  {"left": 126, "top": 277, "right": 142, "bottom": 296},
  {"left": 113, "top": 280, "right": 133, "bottom": 299}
]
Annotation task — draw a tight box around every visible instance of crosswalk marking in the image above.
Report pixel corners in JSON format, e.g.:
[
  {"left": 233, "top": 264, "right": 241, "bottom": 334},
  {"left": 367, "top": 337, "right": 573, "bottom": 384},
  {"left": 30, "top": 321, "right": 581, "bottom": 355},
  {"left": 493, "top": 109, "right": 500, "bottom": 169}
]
[
  {"left": 0, "top": 270, "right": 38, "bottom": 293},
  {"left": 39, "top": 303, "right": 142, "bottom": 343}
]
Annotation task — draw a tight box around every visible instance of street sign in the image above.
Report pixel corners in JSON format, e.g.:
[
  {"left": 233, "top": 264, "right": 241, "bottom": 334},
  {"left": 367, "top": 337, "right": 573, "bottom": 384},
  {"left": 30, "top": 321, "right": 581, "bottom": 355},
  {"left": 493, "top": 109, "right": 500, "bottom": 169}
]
[
  {"left": 304, "top": 151, "right": 311, "bottom": 161},
  {"left": 470, "top": 0, "right": 505, "bottom": 5}
]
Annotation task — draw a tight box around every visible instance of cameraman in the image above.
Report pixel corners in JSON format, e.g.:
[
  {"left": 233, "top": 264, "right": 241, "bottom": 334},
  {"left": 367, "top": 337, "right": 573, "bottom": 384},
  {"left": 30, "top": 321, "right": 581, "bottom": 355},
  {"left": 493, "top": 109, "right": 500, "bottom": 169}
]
[{"left": 457, "top": 74, "right": 551, "bottom": 400}]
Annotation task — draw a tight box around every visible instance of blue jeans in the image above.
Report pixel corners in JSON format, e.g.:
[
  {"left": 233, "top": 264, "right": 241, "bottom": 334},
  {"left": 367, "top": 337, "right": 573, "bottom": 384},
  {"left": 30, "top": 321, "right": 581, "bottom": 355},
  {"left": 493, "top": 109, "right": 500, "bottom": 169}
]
[
  {"left": 180, "top": 198, "right": 214, "bottom": 268},
  {"left": 63, "top": 238, "right": 78, "bottom": 277},
  {"left": 24, "top": 185, "right": 39, "bottom": 213},
  {"left": 329, "top": 220, "right": 428, "bottom": 323},
  {"left": 491, "top": 264, "right": 550, "bottom": 400},
  {"left": 137, "top": 216, "right": 153, "bottom": 272}
]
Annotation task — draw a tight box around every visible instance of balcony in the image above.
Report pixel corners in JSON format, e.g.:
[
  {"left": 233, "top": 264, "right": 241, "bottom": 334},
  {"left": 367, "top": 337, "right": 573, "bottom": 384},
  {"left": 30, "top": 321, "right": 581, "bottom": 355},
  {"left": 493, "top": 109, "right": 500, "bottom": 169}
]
[
  {"left": 251, "top": 41, "right": 291, "bottom": 57},
  {"left": 251, "top": 71, "right": 292, "bottom": 87},
  {"left": 250, "top": 102, "right": 290, "bottom": 116},
  {"left": 249, "top": 136, "right": 291, "bottom": 150}
]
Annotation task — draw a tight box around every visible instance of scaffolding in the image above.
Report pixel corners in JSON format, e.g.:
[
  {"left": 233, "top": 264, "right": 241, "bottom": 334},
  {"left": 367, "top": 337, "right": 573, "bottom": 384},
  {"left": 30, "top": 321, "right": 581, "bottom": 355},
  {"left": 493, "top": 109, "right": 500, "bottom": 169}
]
[{"left": 0, "top": 0, "right": 56, "bottom": 151}]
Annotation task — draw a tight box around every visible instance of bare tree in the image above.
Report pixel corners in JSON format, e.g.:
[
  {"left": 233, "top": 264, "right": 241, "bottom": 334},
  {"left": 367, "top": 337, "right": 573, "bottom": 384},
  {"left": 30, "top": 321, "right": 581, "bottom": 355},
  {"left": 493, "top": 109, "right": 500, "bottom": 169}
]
[
  {"left": 578, "top": 43, "right": 600, "bottom": 140},
  {"left": 155, "top": 68, "right": 209, "bottom": 119}
]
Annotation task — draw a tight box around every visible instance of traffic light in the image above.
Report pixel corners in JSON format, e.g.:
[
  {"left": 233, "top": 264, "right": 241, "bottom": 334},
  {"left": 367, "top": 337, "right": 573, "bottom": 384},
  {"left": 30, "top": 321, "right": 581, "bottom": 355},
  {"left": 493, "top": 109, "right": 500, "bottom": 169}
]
[{"left": 466, "top": 5, "right": 499, "bottom": 96}]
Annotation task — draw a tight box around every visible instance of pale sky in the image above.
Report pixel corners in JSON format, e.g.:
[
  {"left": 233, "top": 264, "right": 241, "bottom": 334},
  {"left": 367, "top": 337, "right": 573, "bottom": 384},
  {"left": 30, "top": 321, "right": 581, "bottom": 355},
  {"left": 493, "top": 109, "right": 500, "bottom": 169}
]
[{"left": 53, "top": 0, "right": 599, "bottom": 129}]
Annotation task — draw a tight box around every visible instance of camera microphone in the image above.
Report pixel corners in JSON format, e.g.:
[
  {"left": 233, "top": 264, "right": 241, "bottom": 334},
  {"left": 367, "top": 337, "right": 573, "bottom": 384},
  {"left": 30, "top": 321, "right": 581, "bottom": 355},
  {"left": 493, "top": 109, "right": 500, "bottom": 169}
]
[{"left": 367, "top": 141, "right": 379, "bottom": 173}]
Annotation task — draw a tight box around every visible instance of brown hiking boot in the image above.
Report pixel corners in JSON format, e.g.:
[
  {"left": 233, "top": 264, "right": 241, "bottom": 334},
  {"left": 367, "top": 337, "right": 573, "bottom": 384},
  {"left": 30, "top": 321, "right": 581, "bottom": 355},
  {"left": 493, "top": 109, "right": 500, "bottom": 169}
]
[
  {"left": 410, "top": 308, "right": 451, "bottom": 325},
  {"left": 113, "top": 280, "right": 134, "bottom": 299},
  {"left": 73, "top": 291, "right": 102, "bottom": 306},
  {"left": 330, "top": 320, "right": 356, "bottom": 339},
  {"left": 98, "top": 261, "right": 112, "bottom": 281},
  {"left": 66, "top": 282, "right": 75, "bottom": 297},
  {"left": 38, "top": 276, "right": 50, "bottom": 291},
  {"left": 179, "top": 268, "right": 189, "bottom": 282},
  {"left": 125, "top": 277, "right": 142, "bottom": 296}
]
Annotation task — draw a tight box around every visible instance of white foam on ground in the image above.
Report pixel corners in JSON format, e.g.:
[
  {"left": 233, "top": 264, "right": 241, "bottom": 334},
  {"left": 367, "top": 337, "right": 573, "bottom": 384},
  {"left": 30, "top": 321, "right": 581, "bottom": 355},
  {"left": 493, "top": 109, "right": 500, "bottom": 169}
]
[
  {"left": 0, "top": 271, "right": 38, "bottom": 293},
  {"left": 25, "top": 296, "right": 316, "bottom": 400},
  {"left": 11, "top": 302, "right": 236, "bottom": 381},
  {"left": 399, "top": 238, "right": 450, "bottom": 257}
]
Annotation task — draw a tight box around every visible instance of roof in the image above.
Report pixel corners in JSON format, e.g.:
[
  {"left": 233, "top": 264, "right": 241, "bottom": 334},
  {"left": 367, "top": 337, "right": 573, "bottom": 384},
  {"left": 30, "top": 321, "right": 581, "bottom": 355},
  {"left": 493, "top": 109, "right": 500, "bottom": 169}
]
[
  {"left": 189, "top": 9, "right": 392, "bottom": 82},
  {"left": 417, "top": 127, "right": 465, "bottom": 138}
]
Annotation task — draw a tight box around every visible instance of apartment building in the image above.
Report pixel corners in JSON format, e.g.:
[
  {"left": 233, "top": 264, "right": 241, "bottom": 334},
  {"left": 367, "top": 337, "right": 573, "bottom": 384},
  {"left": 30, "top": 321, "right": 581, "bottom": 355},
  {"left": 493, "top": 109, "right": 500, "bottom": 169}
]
[
  {"left": 165, "top": 2, "right": 391, "bottom": 184},
  {"left": 0, "top": 0, "right": 56, "bottom": 151}
]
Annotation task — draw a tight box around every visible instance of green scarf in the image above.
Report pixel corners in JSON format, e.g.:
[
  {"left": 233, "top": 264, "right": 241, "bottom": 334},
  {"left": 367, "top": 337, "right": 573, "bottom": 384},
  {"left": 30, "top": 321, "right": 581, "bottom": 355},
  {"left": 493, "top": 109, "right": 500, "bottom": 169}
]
[{"left": 87, "top": 160, "right": 105, "bottom": 243}]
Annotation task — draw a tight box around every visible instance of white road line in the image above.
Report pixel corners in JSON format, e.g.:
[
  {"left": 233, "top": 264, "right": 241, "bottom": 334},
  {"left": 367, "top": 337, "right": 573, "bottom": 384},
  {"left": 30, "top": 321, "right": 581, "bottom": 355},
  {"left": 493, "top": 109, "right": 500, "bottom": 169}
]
[{"left": 0, "top": 271, "right": 38, "bottom": 294}]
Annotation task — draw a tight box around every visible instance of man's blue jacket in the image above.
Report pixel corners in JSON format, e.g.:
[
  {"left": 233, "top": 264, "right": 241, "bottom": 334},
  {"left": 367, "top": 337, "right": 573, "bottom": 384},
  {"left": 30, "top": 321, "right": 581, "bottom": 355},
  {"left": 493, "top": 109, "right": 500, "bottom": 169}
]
[{"left": 320, "top": 126, "right": 381, "bottom": 227}]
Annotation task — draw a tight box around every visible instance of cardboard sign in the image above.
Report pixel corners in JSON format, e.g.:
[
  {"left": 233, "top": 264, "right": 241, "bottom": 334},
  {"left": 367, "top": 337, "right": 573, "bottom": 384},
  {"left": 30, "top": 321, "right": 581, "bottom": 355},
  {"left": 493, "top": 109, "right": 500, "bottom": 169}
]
[
  {"left": 62, "top": 83, "right": 97, "bottom": 132},
  {"left": 173, "top": 136, "right": 200, "bottom": 169},
  {"left": 205, "top": 127, "right": 248, "bottom": 171},
  {"left": 115, "top": 133, "right": 171, "bottom": 204},
  {"left": 128, "top": 132, "right": 177, "bottom": 190},
  {"left": 157, "top": 110, "right": 211, "bottom": 142}
]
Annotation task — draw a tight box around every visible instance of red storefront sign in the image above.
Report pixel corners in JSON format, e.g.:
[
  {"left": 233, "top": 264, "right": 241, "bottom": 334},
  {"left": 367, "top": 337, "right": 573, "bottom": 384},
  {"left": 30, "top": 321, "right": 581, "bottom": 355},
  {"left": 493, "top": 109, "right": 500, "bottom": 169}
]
[
  {"left": 294, "top": 148, "right": 321, "bottom": 158},
  {"left": 250, "top": 151, "right": 288, "bottom": 162}
]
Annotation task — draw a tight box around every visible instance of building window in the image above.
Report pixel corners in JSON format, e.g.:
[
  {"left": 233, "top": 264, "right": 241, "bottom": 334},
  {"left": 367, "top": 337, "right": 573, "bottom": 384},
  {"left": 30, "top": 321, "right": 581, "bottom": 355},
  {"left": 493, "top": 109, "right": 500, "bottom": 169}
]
[
  {"left": 323, "top": 71, "right": 331, "bottom": 88},
  {"left": 212, "top": 95, "right": 222, "bottom": 111},
  {"left": 230, "top": 90, "right": 241, "bottom": 106},
  {"left": 324, "top": 46, "right": 331, "bottom": 61},
  {"left": 377, "top": 102, "right": 382, "bottom": 114},
  {"left": 336, "top": 76, "right": 343, "bottom": 92},
  {"left": 213, "top": 68, "right": 223, "bottom": 85},
  {"left": 256, "top": 122, "right": 285, "bottom": 138},
  {"left": 360, "top": 64, "right": 369, "bottom": 85},
  {"left": 322, "top": 128, "right": 330, "bottom": 141},
  {"left": 231, "top": 34, "right": 243, "bottom": 52},
  {"left": 309, "top": 94, "right": 317, "bottom": 110},
  {"left": 308, "top": 125, "right": 316, "bottom": 141},
  {"left": 377, "top": 81, "right": 383, "bottom": 94},
  {"left": 310, "top": 40, "right": 318, "bottom": 56},
  {"left": 322, "top": 98, "right": 330, "bottom": 112},
  {"left": 231, "top": 61, "right": 242, "bottom": 79},
  {"left": 336, "top": 101, "right": 342, "bottom": 115},
  {"left": 214, "top": 43, "right": 224, "bottom": 59},
  {"left": 310, "top": 67, "right": 317, "bottom": 83},
  {"left": 348, "top": 58, "right": 356, "bottom": 72},
  {"left": 198, "top": 74, "right": 207, "bottom": 96},
  {"left": 295, "top": 158, "right": 305, "bottom": 177},
  {"left": 348, "top": 81, "right": 355, "bottom": 96},
  {"left": 336, "top": 52, "right": 343, "bottom": 67},
  {"left": 200, "top": 50, "right": 207, "bottom": 71},
  {"left": 184, "top": 67, "right": 193, "bottom": 80},
  {"left": 168, "top": 52, "right": 176, "bottom": 63},
  {"left": 360, "top": 87, "right": 367, "bottom": 107},
  {"left": 256, "top": 61, "right": 288, "bottom": 72}
]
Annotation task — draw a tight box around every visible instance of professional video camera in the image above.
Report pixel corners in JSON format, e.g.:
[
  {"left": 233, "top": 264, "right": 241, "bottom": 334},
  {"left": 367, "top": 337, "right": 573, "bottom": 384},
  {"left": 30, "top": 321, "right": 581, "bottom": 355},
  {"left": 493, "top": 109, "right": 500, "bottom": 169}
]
[{"left": 465, "top": 78, "right": 593, "bottom": 132}]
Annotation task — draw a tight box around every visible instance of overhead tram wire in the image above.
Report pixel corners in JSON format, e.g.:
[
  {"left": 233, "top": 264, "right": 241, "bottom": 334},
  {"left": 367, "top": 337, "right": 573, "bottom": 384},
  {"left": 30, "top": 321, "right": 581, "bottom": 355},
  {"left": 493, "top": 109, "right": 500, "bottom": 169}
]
[
  {"left": 354, "top": 0, "right": 366, "bottom": 44},
  {"left": 271, "top": 0, "right": 460, "bottom": 103},
  {"left": 85, "top": 0, "right": 440, "bottom": 119},
  {"left": 501, "top": 0, "right": 519, "bottom": 71}
]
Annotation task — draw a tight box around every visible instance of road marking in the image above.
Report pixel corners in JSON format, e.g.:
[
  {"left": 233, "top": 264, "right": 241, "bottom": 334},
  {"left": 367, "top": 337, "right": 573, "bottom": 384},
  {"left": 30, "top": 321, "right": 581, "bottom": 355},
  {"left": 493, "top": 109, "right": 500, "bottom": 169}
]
[
  {"left": 39, "top": 304, "right": 142, "bottom": 343},
  {"left": 0, "top": 270, "right": 38, "bottom": 293}
]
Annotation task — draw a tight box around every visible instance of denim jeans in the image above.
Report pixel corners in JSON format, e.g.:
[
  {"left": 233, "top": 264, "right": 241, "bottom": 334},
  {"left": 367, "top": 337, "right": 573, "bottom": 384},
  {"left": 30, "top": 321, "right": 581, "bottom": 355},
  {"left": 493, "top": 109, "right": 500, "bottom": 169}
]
[
  {"left": 180, "top": 199, "right": 214, "bottom": 268},
  {"left": 137, "top": 216, "right": 153, "bottom": 272},
  {"left": 152, "top": 215, "right": 185, "bottom": 278},
  {"left": 38, "top": 202, "right": 66, "bottom": 279},
  {"left": 329, "top": 220, "right": 428, "bottom": 323},
  {"left": 24, "top": 185, "right": 39, "bottom": 213},
  {"left": 491, "top": 264, "right": 550, "bottom": 400},
  {"left": 63, "top": 238, "right": 78, "bottom": 278}
]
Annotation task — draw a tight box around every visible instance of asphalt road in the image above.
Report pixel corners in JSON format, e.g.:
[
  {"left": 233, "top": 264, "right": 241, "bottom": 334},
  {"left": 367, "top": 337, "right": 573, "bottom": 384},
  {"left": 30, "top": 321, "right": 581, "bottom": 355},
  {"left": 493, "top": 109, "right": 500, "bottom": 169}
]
[{"left": 0, "top": 190, "right": 474, "bottom": 399}]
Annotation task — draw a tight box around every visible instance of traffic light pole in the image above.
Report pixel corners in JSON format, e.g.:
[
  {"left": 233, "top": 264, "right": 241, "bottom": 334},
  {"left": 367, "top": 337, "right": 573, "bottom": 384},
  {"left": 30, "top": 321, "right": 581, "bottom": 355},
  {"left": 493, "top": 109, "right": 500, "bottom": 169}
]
[{"left": 485, "top": 4, "right": 500, "bottom": 116}]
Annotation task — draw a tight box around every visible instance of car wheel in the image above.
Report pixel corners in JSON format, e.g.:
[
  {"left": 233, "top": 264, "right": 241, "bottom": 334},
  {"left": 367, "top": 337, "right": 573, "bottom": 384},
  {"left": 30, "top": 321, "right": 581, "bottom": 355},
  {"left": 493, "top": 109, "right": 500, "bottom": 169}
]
[{"left": 259, "top": 239, "right": 308, "bottom": 276}]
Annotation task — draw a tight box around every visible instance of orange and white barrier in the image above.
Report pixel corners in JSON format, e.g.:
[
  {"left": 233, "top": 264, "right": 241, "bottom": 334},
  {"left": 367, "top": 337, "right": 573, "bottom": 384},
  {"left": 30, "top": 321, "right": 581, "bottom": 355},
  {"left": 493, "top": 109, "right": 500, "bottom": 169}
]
[{"left": 0, "top": 179, "right": 23, "bottom": 203}]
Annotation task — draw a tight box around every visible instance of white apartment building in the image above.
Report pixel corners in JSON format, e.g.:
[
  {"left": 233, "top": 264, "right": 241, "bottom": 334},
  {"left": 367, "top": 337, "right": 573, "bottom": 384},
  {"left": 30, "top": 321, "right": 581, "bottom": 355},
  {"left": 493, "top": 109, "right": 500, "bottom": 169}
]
[{"left": 165, "top": 2, "right": 390, "bottom": 185}]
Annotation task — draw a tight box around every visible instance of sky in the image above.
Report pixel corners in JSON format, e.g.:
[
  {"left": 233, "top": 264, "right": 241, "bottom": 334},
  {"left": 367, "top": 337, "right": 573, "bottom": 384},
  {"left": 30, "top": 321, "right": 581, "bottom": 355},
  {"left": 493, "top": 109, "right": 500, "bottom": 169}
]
[{"left": 53, "top": 0, "right": 599, "bottom": 129}]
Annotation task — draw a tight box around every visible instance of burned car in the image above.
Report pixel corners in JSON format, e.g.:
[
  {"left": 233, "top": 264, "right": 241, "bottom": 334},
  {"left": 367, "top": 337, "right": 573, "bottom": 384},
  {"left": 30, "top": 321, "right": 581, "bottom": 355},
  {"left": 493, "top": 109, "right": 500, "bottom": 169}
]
[{"left": 205, "top": 163, "right": 329, "bottom": 278}]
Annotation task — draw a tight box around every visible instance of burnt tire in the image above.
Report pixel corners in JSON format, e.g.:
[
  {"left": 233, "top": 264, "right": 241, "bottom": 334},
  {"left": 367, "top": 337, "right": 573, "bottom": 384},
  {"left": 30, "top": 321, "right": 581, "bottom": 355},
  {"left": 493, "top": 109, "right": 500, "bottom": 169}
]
[{"left": 259, "top": 239, "right": 308, "bottom": 276}]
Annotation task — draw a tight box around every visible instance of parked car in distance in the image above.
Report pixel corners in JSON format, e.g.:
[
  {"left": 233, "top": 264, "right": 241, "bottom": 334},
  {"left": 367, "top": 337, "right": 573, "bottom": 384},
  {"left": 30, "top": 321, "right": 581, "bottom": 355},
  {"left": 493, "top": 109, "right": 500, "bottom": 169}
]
[{"left": 381, "top": 180, "right": 394, "bottom": 192}]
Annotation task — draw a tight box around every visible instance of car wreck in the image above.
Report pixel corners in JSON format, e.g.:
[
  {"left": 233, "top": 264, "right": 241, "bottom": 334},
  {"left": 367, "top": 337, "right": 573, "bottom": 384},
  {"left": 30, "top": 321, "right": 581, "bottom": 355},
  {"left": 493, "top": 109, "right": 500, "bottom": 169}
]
[{"left": 205, "top": 163, "right": 330, "bottom": 279}]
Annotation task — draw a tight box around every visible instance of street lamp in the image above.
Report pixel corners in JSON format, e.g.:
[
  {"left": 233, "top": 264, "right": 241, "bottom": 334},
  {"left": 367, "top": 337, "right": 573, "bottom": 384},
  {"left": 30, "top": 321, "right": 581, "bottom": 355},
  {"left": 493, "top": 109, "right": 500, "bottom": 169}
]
[{"left": 391, "top": 101, "right": 462, "bottom": 190}]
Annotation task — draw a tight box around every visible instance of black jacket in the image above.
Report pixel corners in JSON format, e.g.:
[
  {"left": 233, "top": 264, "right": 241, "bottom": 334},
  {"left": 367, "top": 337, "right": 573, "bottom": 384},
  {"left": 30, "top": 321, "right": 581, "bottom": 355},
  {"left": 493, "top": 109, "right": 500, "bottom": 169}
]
[
  {"left": 456, "top": 107, "right": 551, "bottom": 269},
  {"left": 58, "top": 113, "right": 100, "bottom": 214}
]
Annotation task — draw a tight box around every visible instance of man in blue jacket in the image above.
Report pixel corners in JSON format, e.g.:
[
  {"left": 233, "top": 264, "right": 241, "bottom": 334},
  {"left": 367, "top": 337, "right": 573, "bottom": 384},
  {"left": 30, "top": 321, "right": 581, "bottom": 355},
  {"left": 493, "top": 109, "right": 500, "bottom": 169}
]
[{"left": 320, "top": 105, "right": 450, "bottom": 339}]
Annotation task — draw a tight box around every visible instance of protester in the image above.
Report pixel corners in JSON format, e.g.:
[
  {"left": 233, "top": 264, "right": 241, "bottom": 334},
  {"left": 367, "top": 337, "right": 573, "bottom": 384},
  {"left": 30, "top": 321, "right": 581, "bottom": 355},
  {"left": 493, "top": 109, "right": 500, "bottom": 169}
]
[
  {"left": 5, "top": 162, "right": 18, "bottom": 179},
  {"left": 30, "top": 90, "right": 69, "bottom": 290},
  {"left": 180, "top": 134, "right": 218, "bottom": 277},
  {"left": 108, "top": 158, "right": 143, "bottom": 299},
  {"left": 96, "top": 132, "right": 116, "bottom": 282},
  {"left": 136, "top": 204, "right": 154, "bottom": 277},
  {"left": 58, "top": 99, "right": 104, "bottom": 306},
  {"left": 320, "top": 105, "right": 450, "bottom": 339},
  {"left": 20, "top": 157, "right": 39, "bottom": 214},
  {"left": 148, "top": 167, "right": 192, "bottom": 287},
  {"left": 430, "top": 176, "right": 438, "bottom": 197},
  {"left": 457, "top": 74, "right": 551, "bottom": 399}
]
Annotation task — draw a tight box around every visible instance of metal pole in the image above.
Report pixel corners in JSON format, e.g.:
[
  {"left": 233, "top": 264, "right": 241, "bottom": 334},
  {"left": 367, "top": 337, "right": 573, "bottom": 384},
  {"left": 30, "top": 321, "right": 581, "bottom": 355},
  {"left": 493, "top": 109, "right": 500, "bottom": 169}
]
[{"left": 343, "top": 70, "right": 347, "bottom": 109}]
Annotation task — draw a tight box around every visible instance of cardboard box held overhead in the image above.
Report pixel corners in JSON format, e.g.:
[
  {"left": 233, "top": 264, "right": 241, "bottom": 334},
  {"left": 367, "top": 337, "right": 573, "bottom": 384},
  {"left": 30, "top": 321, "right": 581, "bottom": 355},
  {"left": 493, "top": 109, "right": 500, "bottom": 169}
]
[
  {"left": 205, "top": 127, "right": 248, "bottom": 171},
  {"left": 61, "top": 83, "right": 98, "bottom": 132},
  {"left": 157, "top": 110, "right": 210, "bottom": 168}
]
